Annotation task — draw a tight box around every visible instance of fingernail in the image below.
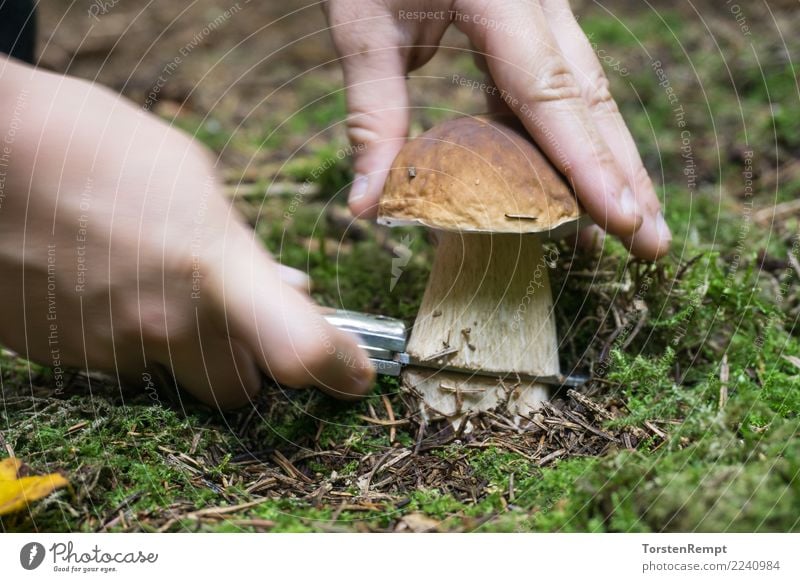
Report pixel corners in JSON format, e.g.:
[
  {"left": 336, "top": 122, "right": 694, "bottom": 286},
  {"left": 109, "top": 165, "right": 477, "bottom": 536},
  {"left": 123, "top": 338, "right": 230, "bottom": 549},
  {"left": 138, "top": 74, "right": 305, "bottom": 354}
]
[
  {"left": 656, "top": 211, "right": 672, "bottom": 243},
  {"left": 356, "top": 374, "right": 374, "bottom": 395},
  {"left": 577, "top": 225, "right": 606, "bottom": 251},
  {"left": 278, "top": 264, "right": 310, "bottom": 292},
  {"left": 348, "top": 174, "right": 368, "bottom": 205},
  {"left": 618, "top": 186, "right": 638, "bottom": 218},
  {"left": 349, "top": 365, "right": 374, "bottom": 396}
]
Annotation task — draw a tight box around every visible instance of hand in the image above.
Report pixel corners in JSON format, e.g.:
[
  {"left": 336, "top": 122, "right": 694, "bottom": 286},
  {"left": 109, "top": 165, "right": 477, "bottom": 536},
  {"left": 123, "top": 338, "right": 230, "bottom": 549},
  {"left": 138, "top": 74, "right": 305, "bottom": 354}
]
[
  {"left": 325, "top": 0, "right": 671, "bottom": 260},
  {"left": 0, "top": 56, "right": 374, "bottom": 408}
]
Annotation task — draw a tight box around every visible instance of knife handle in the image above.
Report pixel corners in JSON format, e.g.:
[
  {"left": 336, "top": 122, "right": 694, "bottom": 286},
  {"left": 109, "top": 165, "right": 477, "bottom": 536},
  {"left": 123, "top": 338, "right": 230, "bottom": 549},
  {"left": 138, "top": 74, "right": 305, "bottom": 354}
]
[{"left": 321, "top": 309, "right": 408, "bottom": 376}]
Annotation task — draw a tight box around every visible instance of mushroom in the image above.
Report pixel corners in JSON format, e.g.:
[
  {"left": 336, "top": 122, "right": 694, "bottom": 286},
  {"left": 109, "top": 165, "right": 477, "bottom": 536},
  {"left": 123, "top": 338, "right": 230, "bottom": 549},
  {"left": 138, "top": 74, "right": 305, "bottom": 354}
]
[{"left": 379, "top": 114, "right": 589, "bottom": 426}]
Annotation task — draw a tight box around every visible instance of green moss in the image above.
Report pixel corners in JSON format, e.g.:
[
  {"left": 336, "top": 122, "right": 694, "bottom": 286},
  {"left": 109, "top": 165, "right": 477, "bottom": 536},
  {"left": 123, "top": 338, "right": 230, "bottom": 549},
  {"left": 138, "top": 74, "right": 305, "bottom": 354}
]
[
  {"left": 559, "top": 418, "right": 800, "bottom": 532},
  {"left": 406, "top": 490, "right": 462, "bottom": 519},
  {"left": 286, "top": 79, "right": 347, "bottom": 136},
  {"left": 171, "top": 115, "right": 232, "bottom": 152}
]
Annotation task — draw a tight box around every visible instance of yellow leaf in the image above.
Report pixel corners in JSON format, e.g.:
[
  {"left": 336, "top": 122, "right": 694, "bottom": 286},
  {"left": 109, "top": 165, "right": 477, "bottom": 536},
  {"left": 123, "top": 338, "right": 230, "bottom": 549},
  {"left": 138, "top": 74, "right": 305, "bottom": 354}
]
[
  {"left": 0, "top": 457, "right": 22, "bottom": 481},
  {"left": 0, "top": 457, "right": 69, "bottom": 516}
]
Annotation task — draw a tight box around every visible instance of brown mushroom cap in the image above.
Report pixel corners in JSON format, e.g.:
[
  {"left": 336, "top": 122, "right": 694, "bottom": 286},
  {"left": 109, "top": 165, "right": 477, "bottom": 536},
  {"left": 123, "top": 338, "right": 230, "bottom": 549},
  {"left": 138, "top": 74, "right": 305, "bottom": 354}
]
[{"left": 379, "top": 114, "right": 589, "bottom": 236}]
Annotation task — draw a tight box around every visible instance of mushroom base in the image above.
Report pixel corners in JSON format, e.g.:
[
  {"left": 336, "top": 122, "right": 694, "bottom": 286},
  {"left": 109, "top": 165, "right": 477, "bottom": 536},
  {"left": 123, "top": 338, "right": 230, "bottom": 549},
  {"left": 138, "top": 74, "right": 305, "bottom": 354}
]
[{"left": 404, "top": 368, "right": 549, "bottom": 428}]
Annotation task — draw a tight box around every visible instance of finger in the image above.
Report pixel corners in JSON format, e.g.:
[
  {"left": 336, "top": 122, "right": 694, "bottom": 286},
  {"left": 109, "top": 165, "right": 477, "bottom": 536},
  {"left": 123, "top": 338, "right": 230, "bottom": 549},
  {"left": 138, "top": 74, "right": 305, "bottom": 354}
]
[
  {"left": 471, "top": 46, "right": 513, "bottom": 116},
  {"left": 167, "top": 334, "right": 262, "bottom": 410},
  {"left": 326, "top": 3, "right": 451, "bottom": 218},
  {"left": 541, "top": 0, "right": 671, "bottom": 259},
  {"left": 278, "top": 264, "right": 311, "bottom": 294},
  {"left": 575, "top": 224, "right": 606, "bottom": 253},
  {"left": 335, "top": 46, "right": 410, "bottom": 218},
  {"left": 561, "top": 224, "right": 604, "bottom": 255},
  {"left": 210, "top": 229, "right": 375, "bottom": 400},
  {"left": 620, "top": 211, "right": 671, "bottom": 259},
  {"left": 455, "top": 0, "right": 642, "bottom": 238}
]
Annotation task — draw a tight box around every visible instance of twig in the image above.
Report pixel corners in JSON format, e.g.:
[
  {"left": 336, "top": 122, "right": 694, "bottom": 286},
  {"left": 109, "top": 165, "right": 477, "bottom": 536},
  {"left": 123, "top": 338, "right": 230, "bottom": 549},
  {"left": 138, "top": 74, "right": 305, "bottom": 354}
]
[
  {"left": 305, "top": 482, "right": 333, "bottom": 507},
  {"left": 356, "top": 415, "right": 410, "bottom": 427},
  {"left": 643, "top": 421, "right": 667, "bottom": 440},
  {"left": 567, "top": 389, "right": 614, "bottom": 421},
  {"left": 189, "top": 431, "right": 202, "bottom": 456},
  {"left": 214, "top": 518, "right": 276, "bottom": 530},
  {"left": 272, "top": 450, "right": 312, "bottom": 483},
  {"left": 782, "top": 355, "right": 800, "bottom": 371},
  {"left": 560, "top": 409, "right": 619, "bottom": 442},
  {"left": 413, "top": 417, "right": 427, "bottom": 455},
  {"left": 754, "top": 198, "right": 800, "bottom": 224},
  {"left": 245, "top": 477, "right": 278, "bottom": 494},
  {"left": 187, "top": 497, "right": 269, "bottom": 518},
  {"left": 100, "top": 512, "right": 125, "bottom": 532},
  {"left": 438, "top": 383, "right": 485, "bottom": 394},
  {"left": 622, "top": 433, "right": 634, "bottom": 449},
  {"left": 787, "top": 248, "right": 800, "bottom": 280},
  {"left": 66, "top": 421, "right": 88, "bottom": 434},
  {"left": 719, "top": 354, "right": 729, "bottom": 412},
  {"left": 465, "top": 438, "right": 535, "bottom": 461},
  {"left": 330, "top": 501, "right": 348, "bottom": 522},
  {"left": 0, "top": 430, "right": 14, "bottom": 458},
  {"left": 538, "top": 448, "right": 566, "bottom": 466},
  {"left": 361, "top": 450, "right": 395, "bottom": 494},
  {"left": 291, "top": 449, "right": 344, "bottom": 463},
  {"left": 543, "top": 418, "right": 583, "bottom": 430},
  {"left": 382, "top": 395, "right": 397, "bottom": 444},
  {"left": 97, "top": 491, "right": 144, "bottom": 532},
  {"left": 157, "top": 518, "right": 178, "bottom": 533},
  {"left": 362, "top": 402, "right": 375, "bottom": 423},
  {"left": 620, "top": 309, "right": 648, "bottom": 351},
  {"left": 420, "top": 346, "right": 459, "bottom": 362}
]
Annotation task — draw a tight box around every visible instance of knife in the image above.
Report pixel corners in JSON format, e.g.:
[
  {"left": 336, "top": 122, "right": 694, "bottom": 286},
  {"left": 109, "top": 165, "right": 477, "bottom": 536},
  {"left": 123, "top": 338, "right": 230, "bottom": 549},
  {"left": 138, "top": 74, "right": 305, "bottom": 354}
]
[{"left": 322, "top": 309, "right": 588, "bottom": 388}]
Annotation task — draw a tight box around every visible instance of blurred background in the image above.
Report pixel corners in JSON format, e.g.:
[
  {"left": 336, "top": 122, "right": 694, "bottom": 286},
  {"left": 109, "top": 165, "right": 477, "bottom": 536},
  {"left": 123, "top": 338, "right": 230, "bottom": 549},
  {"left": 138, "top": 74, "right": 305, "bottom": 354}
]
[{"left": 33, "top": 0, "right": 800, "bottom": 261}]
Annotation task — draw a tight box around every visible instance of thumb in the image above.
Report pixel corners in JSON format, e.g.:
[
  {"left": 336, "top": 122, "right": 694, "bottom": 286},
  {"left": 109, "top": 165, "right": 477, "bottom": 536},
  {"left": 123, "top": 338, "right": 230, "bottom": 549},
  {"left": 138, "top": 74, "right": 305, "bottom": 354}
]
[
  {"left": 210, "top": 230, "right": 376, "bottom": 400},
  {"left": 339, "top": 48, "right": 410, "bottom": 218}
]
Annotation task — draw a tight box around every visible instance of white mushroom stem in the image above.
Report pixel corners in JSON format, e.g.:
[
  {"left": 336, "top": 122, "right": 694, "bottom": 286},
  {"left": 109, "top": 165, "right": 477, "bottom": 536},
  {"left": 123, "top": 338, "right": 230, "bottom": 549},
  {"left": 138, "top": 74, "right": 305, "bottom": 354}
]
[{"left": 403, "top": 231, "right": 560, "bottom": 425}]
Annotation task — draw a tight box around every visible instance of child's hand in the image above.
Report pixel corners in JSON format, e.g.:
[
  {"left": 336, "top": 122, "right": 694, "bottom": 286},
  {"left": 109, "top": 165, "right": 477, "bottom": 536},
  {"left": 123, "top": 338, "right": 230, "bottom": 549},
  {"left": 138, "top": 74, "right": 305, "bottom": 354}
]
[
  {"left": 0, "top": 56, "right": 375, "bottom": 408},
  {"left": 326, "top": 0, "right": 671, "bottom": 260}
]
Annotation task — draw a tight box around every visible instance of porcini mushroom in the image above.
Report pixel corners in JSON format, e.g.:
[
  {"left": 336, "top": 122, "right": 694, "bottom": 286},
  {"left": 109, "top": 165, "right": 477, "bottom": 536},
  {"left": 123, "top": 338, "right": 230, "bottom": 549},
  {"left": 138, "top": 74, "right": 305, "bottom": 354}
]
[{"left": 379, "top": 114, "right": 588, "bottom": 426}]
